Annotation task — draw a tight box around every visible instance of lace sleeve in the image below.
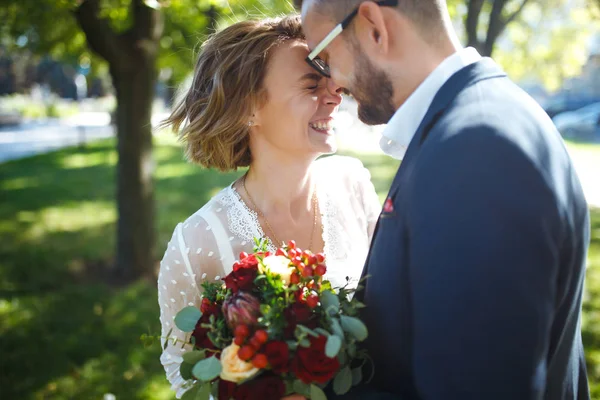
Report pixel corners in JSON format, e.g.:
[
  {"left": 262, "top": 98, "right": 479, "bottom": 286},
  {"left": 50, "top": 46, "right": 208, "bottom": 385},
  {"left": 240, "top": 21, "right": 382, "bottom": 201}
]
[
  {"left": 157, "top": 214, "right": 227, "bottom": 398},
  {"left": 355, "top": 161, "right": 382, "bottom": 243}
]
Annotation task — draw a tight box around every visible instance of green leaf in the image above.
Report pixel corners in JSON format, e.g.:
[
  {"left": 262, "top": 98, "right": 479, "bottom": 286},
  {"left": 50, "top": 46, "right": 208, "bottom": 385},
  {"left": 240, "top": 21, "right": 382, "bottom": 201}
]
[
  {"left": 340, "top": 316, "right": 368, "bottom": 341},
  {"left": 175, "top": 306, "right": 202, "bottom": 333},
  {"left": 181, "top": 385, "right": 201, "bottom": 400},
  {"left": 198, "top": 383, "right": 211, "bottom": 400},
  {"left": 299, "top": 338, "right": 311, "bottom": 348},
  {"left": 192, "top": 357, "right": 222, "bottom": 382},
  {"left": 330, "top": 318, "right": 344, "bottom": 339},
  {"left": 180, "top": 361, "right": 194, "bottom": 380},
  {"left": 321, "top": 290, "right": 340, "bottom": 316},
  {"left": 314, "top": 328, "right": 331, "bottom": 336},
  {"left": 352, "top": 367, "right": 363, "bottom": 386},
  {"left": 297, "top": 324, "right": 320, "bottom": 337},
  {"left": 183, "top": 350, "right": 206, "bottom": 364},
  {"left": 333, "top": 366, "right": 352, "bottom": 395},
  {"left": 293, "top": 380, "right": 311, "bottom": 396},
  {"left": 164, "top": 327, "right": 174, "bottom": 350},
  {"left": 310, "top": 384, "right": 328, "bottom": 400},
  {"left": 325, "top": 335, "right": 342, "bottom": 358}
]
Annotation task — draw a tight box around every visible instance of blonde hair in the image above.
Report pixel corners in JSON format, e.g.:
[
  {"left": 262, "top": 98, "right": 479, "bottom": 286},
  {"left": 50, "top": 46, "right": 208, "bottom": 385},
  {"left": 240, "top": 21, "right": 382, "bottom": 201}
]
[{"left": 163, "top": 16, "right": 305, "bottom": 171}]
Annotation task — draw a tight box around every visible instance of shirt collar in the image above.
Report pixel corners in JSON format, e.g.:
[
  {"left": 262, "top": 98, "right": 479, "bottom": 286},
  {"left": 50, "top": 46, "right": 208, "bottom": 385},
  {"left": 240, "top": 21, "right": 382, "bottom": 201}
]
[{"left": 379, "top": 47, "right": 482, "bottom": 160}]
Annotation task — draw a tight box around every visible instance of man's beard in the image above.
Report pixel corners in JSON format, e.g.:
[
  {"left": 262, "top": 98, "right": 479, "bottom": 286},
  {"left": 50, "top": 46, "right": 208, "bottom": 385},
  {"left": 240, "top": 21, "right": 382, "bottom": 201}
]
[{"left": 350, "top": 54, "right": 396, "bottom": 126}]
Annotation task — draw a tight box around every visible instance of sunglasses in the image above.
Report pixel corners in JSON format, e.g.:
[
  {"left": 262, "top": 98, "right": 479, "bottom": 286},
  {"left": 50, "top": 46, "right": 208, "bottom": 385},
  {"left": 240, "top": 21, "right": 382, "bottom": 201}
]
[{"left": 305, "top": 0, "right": 399, "bottom": 78}]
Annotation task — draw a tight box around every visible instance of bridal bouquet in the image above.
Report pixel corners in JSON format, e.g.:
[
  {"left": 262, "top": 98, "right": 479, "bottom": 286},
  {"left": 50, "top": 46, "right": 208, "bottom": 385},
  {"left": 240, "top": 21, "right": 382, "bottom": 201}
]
[{"left": 169, "top": 239, "right": 370, "bottom": 400}]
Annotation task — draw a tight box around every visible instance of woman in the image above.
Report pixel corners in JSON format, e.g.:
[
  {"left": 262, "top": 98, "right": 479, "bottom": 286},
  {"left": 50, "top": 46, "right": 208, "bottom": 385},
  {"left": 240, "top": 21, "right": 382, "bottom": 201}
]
[{"left": 158, "top": 15, "right": 381, "bottom": 398}]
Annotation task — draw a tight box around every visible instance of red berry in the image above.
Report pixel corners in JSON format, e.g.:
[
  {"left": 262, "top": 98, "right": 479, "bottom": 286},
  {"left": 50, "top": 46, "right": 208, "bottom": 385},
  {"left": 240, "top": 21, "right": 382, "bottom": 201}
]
[
  {"left": 239, "top": 252, "right": 249, "bottom": 260},
  {"left": 234, "top": 336, "right": 244, "bottom": 346},
  {"left": 252, "top": 354, "right": 268, "bottom": 369},
  {"left": 290, "top": 272, "right": 300, "bottom": 284},
  {"left": 293, "top": 256, "right": 303, "bottom": 266},
  {"left": 315, "top": 264, "right": 327, "bottom": 276},
  {"left": 302, "top": 250, "right": 311, "bottom": 259},
  {"left": 232, "top": 261, "right": 241, "bottom": 270},
  {"left": 302, "top": 265, "right": 313, "bottom": 278},
  {"left": 250, "top": 337, "right": 262, "bottom": 350},
  {"left": 288, "top": 249, "right": 297, "bottom": 258},
  {"left": 264, "top": 251, "right": 272, "bottom": 257},
  {"left": 307, "top": 255, "right": 318, "bottom": 265},
  {"left": 306, "top": 295, "right": 319, "bottom": 309},
  {"left": 254, "top": 330, "right": 268, "bottom": 344},
  {"left": 238, "top": 345, "right": 255, "bottom": 361},
  {"left": 288, "top": 240, "right": 296, "bottom": 249},
  {"left": 316, "top": 253, "right": 325, "bottom": 263},
  {"left": 276, "top": 248, "right": 287, "bottom": 257},
  {"left": 235, "top": 325, "right": 250, "bottom": 339}
]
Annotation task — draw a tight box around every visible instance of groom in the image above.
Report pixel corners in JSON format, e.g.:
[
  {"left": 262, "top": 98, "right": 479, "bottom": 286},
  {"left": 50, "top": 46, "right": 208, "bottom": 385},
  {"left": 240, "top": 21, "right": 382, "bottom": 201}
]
[{"left": 298, "top": 0, "right": 591, "bottom": 399}]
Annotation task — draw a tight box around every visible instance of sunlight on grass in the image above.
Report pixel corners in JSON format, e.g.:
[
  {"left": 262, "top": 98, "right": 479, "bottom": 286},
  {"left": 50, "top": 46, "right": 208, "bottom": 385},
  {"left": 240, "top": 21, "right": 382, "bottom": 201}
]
[
  {"left": 0, "top": 138, "right": 598, "bottom": 398},
  {"left": 20, "top": 201, "right": 116, "bottom": 240}
]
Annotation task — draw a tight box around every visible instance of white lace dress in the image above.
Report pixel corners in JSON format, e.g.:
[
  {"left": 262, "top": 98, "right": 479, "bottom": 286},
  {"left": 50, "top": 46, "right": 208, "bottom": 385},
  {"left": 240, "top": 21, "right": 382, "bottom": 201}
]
[{"left": 157, "top": 155, "right": 382, "bottom": 397}]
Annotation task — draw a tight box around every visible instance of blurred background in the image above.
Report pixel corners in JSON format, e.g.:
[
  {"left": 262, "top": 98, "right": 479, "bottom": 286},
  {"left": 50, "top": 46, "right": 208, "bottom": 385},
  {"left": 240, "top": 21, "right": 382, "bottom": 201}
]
[{"left": 0, "top": 0, "right": 599, "bottom": 399}]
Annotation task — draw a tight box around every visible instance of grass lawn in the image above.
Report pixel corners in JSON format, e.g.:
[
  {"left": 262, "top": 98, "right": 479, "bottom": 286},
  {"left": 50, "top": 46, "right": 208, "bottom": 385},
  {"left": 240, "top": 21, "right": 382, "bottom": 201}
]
[{"left": 0, "top": 134, "right": 598, "bottom": 399}]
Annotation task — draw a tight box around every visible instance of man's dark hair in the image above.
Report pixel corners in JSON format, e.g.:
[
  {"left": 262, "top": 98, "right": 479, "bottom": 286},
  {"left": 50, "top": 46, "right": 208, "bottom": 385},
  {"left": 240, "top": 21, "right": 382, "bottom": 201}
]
[{"left": 296, "top": 0, "right": 446, "bottom": 38}]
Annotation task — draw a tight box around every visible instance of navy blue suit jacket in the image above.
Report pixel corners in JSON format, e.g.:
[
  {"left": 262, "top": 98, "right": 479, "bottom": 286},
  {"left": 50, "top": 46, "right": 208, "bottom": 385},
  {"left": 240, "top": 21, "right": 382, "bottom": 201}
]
[{"left": 353, "top": 59, "right": 590, "bottom": 400}]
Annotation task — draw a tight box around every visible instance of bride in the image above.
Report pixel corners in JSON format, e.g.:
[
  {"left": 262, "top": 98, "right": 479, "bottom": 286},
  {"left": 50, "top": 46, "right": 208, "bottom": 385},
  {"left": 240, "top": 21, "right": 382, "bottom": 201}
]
[{"left": 157, "top": 15, "right": 381, "bottom": 398}]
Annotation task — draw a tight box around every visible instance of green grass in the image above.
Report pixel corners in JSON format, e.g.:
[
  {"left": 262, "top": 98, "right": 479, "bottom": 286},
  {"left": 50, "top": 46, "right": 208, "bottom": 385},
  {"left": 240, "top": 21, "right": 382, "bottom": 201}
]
[{"left": 0, "top": 135, "right": 598, "bottom": 399}]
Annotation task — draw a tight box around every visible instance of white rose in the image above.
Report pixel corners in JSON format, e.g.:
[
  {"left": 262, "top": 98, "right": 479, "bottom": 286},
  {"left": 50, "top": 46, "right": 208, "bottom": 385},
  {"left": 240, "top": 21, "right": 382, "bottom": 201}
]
[
  {"left": 220, "top": 344, "right": 260, "bottom": 383},
  {"left": 260, "top": 255, "right": 295, "bottom": 284}
]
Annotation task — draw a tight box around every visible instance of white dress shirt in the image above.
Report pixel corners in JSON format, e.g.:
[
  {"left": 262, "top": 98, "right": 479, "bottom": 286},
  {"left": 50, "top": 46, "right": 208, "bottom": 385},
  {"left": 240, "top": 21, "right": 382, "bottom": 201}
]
[{"left": 379, "top": 47, "right": 482, "bottom": 160}]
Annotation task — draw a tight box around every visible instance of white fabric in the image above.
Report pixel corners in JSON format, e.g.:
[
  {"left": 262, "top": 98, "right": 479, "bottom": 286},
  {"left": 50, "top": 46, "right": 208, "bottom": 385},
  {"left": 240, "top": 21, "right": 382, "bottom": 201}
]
[
  {"left": 379, "top": 47, "right": 482, "bottom": 160},
  {"left": 157, "top": 155, "right": 381, "bottom": 398}
]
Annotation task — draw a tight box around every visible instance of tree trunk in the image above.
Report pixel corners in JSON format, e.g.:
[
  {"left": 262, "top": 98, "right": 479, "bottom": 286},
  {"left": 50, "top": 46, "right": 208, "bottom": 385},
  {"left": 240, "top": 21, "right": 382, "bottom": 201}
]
[
  {"left": 75, "top": 0, "right": 163, "bottom": 279},
  {"left": 111, "top": 60, "right": 156, "bottom": 279}
]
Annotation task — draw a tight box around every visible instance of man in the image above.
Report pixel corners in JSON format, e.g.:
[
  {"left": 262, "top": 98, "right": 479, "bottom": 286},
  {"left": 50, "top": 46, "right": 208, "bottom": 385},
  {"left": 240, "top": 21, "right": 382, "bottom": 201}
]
[{"left": 298, "top": 1, "right": 591, "bottom": 399}]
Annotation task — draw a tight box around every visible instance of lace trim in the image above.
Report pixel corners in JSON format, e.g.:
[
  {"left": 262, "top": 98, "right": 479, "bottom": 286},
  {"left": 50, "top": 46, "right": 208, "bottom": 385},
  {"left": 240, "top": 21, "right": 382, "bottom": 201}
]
[{"left": 218, "top": 186, "right": 277, "bottom": 252}]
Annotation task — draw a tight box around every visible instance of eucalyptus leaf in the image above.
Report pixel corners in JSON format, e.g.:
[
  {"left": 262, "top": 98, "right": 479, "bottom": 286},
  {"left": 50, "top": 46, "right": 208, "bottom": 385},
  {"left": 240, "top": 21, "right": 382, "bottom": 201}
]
[
  {"left": 293, "top": 380, "right": 311, "bottom": 396},
  {"left": 330, "top": 318, "right": 344, "bottom": 339},
  {"left": 192, "top": 357, "right": 222, "bottom": 382},
  {"left": 183, "top": 350, "right": 206, "bottom": 364},
  {"left": 310, "top": 384, "right": 328, "bottom": 400},
  {"left": 181, "top": 385, "right": 200, "bottom": 400},
  {"left": 180, "top": 361, "right": 194, "bottom": 380},
  {"left": 352, "top": 367, "right": 363, "bottom": 386},
  {"left": 321, "top": 290, "right": 340, "bottom": 315},
  {"left": 198, "top": 383, "right": 211, "bottom": 400},
  {"left": 175, "top": 306, "right": 202, "bottom": 333},
  {"left": 340, "top": 316, "right": 368, "bottom": 341},
  {"left": 297, "top": 324, "right": 320, "bottom": 337},
  {"left": 314, "top": 328, "right": 331, "bottom": 337},
  {"left": 333, "top": 366, "right": 353, "bottom": 395},
  {"left": 325, "top": 334, "right": 342, "bottom": 358}
]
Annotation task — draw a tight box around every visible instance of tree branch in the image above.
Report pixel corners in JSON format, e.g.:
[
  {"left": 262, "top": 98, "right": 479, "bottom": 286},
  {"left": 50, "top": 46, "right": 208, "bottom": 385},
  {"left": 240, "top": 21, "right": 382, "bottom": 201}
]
[
  {"left": 465, "top": 0, "right": 485, "bottom": 50},
  {"left": 74, "top": 0, "right": 128, "bottom": 66},
  {"left": 484, "top": 0, "right": 507, "bottom": 56},
  {"left": 504, "top": 0, "right": 531, "bottom": 26}
]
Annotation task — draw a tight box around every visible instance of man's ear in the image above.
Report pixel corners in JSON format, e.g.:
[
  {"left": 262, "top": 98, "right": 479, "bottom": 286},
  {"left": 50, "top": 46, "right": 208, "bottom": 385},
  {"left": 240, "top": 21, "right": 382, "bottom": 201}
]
[{"left": 354, "top": 1, "right": 390, "bottom": 56}]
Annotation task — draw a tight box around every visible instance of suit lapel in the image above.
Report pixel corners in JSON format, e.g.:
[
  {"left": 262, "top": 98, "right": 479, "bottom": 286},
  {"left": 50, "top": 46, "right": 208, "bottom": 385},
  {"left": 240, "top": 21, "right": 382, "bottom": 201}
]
[{"left": 386, "top": 58, "right": 507, "bottom": 197}]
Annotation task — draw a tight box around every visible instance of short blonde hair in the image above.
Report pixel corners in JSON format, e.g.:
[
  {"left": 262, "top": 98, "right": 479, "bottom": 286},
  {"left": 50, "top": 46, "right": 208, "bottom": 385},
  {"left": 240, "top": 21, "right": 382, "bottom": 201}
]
[{"left": 163, "top": 16, "right": 305, "bottom": 171}]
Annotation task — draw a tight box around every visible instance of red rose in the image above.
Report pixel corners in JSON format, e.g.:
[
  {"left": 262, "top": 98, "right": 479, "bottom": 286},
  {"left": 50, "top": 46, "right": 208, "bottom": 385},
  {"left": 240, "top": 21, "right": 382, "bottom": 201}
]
[
  {"left": 192, "top": 314, "right": 218, "bottom": 350},
  {"left": 235, "top": 374, "right": 285, "bottom": 400},
  {"left": 201, "top": 298, "right": 220, "bottom": 316},
  {"left": 263, "top": 341, "right": 290, "bottom": 374},
  {"left": 292, "top": 335, "right": 340, "bottom": 384},
  {"left": 236, "top": 254, "right": 259, "bottom": 271},
  {"left": 219, "top": 379, "right": 237, "bottom": 400},
  {"left": 225, "top": 257, "right": 258, "bottom": 293},
  {"left": 283, "top": 302, "right": 317, "bottom": 338}
]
